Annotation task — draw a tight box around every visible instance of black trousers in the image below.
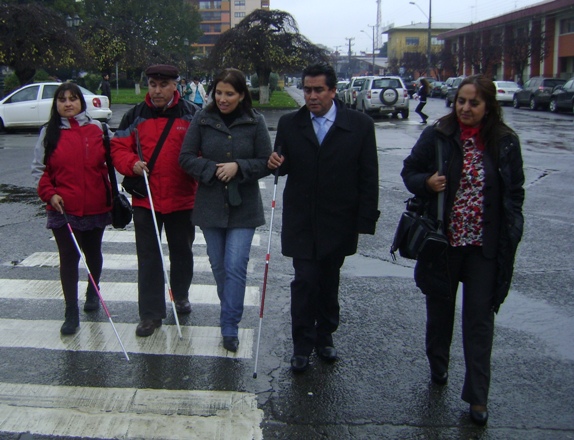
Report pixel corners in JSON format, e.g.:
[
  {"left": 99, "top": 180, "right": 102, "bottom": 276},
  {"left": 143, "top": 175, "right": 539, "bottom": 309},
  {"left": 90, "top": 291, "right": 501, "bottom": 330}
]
[
  {"left": 415, "top": 101, "right": 428, "bottom": 122},
  {"left": 290, "top": 254, "right": 346, "bottom": 356},
  {"left": 425, "top": 245, "right": 496, "bottom": 405},
  {"left": 133, "top": 207, "right": 195, "bottom": 320},
  {"left": 52, "top": 226, "right": 105, "bottom": 306}
]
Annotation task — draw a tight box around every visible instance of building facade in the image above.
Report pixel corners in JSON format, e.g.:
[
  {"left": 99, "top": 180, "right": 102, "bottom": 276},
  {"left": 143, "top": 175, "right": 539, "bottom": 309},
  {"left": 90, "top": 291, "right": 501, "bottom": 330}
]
[
  {"left": 189, "top": 0, "right": 269, "bottom": 53},
  {"left": 438, "top": 0, "right": 574, "bottom": 82}
]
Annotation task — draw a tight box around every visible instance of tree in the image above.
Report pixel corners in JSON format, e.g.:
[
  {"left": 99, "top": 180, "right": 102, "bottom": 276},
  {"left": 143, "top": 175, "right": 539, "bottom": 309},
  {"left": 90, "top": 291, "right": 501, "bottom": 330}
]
[
  {"left": 206, "top": 9, "right": 329, "bottom": 104},
  {"left": 462, "top": 32, "right": 502, "bottom": 76},
  {"left": 505, "top": 23, "right": 547, "bottom": 84},
  {"left": 0, "top": 2, "right": 85, "bottom": 85}
]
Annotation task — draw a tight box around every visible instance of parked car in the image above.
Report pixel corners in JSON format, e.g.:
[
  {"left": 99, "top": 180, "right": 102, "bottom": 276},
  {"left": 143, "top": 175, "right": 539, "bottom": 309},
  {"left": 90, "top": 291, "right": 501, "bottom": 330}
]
[
  {"left": 493, "top": 80, "right": 521, "bottom": 105},
  {"left": 412, "top": 77, "right": 436, "bottom": 92},
  {"left": 549, "top": 77, "right": 574, "bottom": 113},
  {"left": 401, "top": 76, "right": 415, "bottom": 97},
  {"left": 355, "top": 76, "right": 409, "bottom": 118},
  {"left": 0, "top": 82, "right": 112, "bottom": 131},
  {"left": 512, "top": 76, "right": 567, "bottom": 110},
  {"left": 336, "top": 80, "right": 350, "bottom": 101},
  {"left": 445, "top": 76, "right": 466, "bottom": 107},
  {"left": 441, "top": 76, "right": 457, "bottom": 98},
  {"left": 429, "top": 81, "right": 444, "bottom": 97},
  {"left": 343, "top": 76, "right": 368, "bottom": 109}
]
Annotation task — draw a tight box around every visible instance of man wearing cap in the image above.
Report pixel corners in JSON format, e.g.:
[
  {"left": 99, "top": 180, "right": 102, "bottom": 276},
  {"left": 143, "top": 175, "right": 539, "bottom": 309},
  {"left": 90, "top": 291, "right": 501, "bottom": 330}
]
[{"left": 111, "top": 64, "right": 199, "bottom": 337}]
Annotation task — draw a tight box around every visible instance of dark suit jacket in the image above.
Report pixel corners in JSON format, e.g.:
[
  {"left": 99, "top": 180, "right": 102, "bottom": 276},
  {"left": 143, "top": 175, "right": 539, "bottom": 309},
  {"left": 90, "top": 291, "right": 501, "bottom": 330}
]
[{"left": 274, "top": 100, "right": 380, "bottom": 260}]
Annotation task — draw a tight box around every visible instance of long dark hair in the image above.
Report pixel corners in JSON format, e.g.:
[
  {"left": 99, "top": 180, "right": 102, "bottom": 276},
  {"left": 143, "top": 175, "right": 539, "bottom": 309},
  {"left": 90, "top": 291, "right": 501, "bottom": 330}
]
[
  {"left": 438, "top": 74, "right": 515, "bottom": 158},
  {"left": 43, "top": 83, "right": 87, "bottom": 164},
  {"left": 420, "top": 78, "right": 431, "bottom": 94},
  {"left": 206, "top": 68, "right": 253, "bottom": 115}
]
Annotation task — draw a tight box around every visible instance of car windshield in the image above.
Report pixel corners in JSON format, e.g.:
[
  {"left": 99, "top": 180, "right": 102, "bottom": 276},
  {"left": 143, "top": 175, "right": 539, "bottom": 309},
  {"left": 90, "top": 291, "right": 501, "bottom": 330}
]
[
  {"left": 373, "top": 79, "right": 401, "bottom": 89},
  {"left": 544, "top": 79, "right": 566, "bottom": 88},
  {"left": 497, "top": 82, "right": 518, "bottom": 88},
  {"left": 353, "top": 79, "right": 366, "bottom": 88}
]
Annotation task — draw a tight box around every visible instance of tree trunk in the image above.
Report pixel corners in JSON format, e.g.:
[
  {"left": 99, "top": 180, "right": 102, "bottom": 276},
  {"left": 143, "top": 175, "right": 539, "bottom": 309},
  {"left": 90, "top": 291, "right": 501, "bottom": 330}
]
[{"left": 257, "top": 69, "right": 271, "bottom": 105}]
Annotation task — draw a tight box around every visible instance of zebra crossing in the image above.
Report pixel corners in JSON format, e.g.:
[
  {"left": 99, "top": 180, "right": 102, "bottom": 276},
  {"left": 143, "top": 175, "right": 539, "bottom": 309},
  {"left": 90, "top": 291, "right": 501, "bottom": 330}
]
[{"left": 0, "top": 213, "right": 267, "bottom": 438}]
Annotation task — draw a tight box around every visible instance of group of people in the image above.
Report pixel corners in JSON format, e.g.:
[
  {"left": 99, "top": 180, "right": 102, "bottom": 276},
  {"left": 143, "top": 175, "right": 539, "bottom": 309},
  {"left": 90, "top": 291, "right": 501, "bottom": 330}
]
[
  {"left": 32, "top": 61, "right": 524, "bottom": 427},
  {"left": 177, "top": 77, "right": 208, "bottom": 108}
]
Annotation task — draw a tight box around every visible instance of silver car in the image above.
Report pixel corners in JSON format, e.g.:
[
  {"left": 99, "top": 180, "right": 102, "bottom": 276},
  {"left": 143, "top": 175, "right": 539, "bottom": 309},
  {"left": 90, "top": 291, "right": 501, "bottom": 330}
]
[
  {"left": 343, "top": 76, "right": 368, "bottom": 109},
  {"left": 0, "top": 82, "right": 112, "bottom": 131},
  {"left": 355, "top": 76, "right": 410, "bottom": 118}
]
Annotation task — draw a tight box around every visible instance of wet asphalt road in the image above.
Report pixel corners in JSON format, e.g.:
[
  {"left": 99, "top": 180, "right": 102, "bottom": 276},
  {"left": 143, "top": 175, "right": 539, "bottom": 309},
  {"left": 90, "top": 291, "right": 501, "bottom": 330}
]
[{"left": 0, "top": 89, "right": 573, "bottom": 439}]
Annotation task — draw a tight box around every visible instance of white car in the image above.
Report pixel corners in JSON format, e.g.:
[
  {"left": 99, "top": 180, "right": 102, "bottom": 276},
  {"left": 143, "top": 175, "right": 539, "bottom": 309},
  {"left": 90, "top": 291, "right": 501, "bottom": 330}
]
[
  {"left": 493, "top": 81, "right": 521, "bottom": 105},
  {"left": 355, "top": 76, "right": 410, "bottom": 118},
  {"left": 0, "top": 82, "right": 112, "bottom": 131}
]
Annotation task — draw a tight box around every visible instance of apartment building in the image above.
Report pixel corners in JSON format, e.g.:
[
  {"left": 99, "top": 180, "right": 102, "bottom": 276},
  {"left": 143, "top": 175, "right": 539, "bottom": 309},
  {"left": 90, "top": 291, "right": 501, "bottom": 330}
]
[{"left": 189, "top": 0, "right": 270, "bottom": 53}]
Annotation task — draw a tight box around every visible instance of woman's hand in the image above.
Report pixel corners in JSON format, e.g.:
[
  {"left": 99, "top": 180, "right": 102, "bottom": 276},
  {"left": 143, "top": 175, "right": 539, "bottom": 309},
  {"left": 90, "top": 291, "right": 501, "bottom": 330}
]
[
  {"left": 133, "top": 161, "right": 149, "bottom": 176},
  {"left": 426, "top": 171, "right": 447, "bottom": 193},
  {"left": 267, "top": 152, "right": 283, "bottom": 170},
  {"left": 215, "top": 162, "right": 238, "bottom": 183},
  {"left": 50, "top": 194, "right": 64, "bottom": 213}
]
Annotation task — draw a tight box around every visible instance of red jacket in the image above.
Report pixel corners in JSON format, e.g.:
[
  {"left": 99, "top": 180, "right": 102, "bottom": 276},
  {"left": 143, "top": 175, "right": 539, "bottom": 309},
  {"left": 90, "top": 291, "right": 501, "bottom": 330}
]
[
  {"left": 37, "top": 116, "right": 112, "bottom": 216},
  {"left": 111, "top": 93, "right": 198, "bottom": 213}
]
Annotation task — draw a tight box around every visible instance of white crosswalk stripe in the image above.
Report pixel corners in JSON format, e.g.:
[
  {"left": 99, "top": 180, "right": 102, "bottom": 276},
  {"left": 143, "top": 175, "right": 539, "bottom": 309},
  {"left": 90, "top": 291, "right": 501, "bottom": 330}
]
[
  {"left": 0, "top": 382, "right": 263, "bottom": 439},
  {"left": 17, "top": 252, "right": 255, "bottom": 273},
  {"left": 0, "top": 279, "right": 260, "bottom": 306},
  {"left": 1, "top": 223, "right": 267, "bottom": 438}
]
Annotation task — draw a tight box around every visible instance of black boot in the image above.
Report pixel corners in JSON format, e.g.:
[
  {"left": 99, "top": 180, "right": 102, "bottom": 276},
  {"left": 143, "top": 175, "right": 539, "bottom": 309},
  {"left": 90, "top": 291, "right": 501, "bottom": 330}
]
[
  {"left": 61, "top": 305, "right": 79, "bottom": 335},
  {"left": 84, "top": 285, "right": 100, "bottom": 312}
]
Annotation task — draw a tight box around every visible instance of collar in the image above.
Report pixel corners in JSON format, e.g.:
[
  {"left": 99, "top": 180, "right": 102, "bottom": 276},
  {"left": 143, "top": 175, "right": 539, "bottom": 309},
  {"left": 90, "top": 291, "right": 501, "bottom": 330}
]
[{"left": 309, "top": 100, "right": 337, "bottom": 123}]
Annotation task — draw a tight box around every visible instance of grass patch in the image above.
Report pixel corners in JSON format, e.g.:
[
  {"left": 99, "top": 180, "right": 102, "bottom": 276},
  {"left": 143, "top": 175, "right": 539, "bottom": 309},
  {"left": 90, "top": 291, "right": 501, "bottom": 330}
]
[{"left": 110, "top": 88, "right": 299, "bottom": 109}]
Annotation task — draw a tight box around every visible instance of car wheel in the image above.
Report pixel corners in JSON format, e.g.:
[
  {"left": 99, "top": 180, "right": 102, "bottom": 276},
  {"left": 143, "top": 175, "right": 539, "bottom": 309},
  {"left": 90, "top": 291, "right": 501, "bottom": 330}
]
[
  {"left": 513, "top": 96, "right": 520, "bottom": 108},
  {"left": 401, "top": 108, "right": 409, "bottom": 119},
  {"left": 549, "top": 99, "right": 558, "bottom": 113},
  {"left": 0, "top": 118, "right": 5, "bottom": 133},
  {"left": 380, "top": 88, "right": 399, "bottom": 106},
  {"left": 529, "top": 97, "right": 538, "bottom": 110}
]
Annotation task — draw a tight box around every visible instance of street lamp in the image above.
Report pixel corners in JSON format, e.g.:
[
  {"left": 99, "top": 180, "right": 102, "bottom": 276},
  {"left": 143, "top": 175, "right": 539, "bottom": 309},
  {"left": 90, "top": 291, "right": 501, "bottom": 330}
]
[
  {"left": 361, "top": 25, "right": 376, "bottom": 75},
  {"left": 66, "top": 14, "right": 81, "bottom": 28},
  {"left": 409, "top": 0, "right": 432, "bottom": 76}
]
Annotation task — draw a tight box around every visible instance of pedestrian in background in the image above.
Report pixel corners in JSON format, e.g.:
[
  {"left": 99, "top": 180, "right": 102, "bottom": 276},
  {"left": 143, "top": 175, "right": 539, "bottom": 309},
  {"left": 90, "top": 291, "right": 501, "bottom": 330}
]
[
  {"left": 267, "top": 63, "right": 380, "bottom": 373},
  {"left": 401, "top": 74, "right": 525, "bottom": 425},
  {"left": 111, "top": 64, "right": 199, "bottom": 337},
  {"left": 179, "top": 68, "right": 272, "bottom": 352},
  {"left": 101, "top": 73, "right": 112, "bottom": 108},
  {"left": 32, "top": 82, "right": 113, "bottom": 335},
  {"left": 415, "top": 78, "right": 430, "bottom": 124},
  {"left": 189, "top": 76, "right": 207, "bottom": 108}
]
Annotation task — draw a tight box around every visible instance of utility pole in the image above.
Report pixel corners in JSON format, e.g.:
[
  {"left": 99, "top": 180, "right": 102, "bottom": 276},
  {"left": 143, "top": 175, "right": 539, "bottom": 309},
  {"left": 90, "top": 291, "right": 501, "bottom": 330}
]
[
  {"left": 376, "top": 0, "right": 382, "bottom": 50},
  {"left": 345, "top": 37, "right": 355, "bottom": 78},
  {"left": 333, "top": 45, "right": 342, "bottom": 77}
]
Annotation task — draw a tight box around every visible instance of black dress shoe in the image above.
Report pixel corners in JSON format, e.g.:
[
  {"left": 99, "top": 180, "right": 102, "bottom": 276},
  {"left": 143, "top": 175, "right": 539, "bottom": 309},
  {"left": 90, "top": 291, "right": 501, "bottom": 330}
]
[
  {"left": 316, "top": 346, "right": 338, "bottom": 362},
  {"left": 83, "top": 294, "right": 100, "bottom": 312},
  {"left": 290, "top": 355, "right": 309, "bottom": 372},
  {"left": 175, "top": 299, "right": 192, "bottom": 314},
  {"left": 469, "top": 405, "right": 488, "bottom": 425},
  {"left": 223, "top": 336, "right": 239, "bottom": 352},
  {"left": 430, "top": 371, "right": 448, "bottom": 385},
  {"left": 135, "top": 319, "right": 162, "bottom": 337},
  {"left": 60, "top": 305, "right": 79, "bottom": 335}
]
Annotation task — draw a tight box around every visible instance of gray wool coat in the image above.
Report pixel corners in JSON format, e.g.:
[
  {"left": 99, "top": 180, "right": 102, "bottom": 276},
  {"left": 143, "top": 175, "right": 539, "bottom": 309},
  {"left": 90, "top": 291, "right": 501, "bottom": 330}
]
[{"left": 179, "top": 108, "right": 272, "bottom": 228}]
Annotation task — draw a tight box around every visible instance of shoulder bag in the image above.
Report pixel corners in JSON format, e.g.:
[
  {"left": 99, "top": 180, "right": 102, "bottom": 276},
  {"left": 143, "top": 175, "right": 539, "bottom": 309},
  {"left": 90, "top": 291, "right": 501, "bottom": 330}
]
[
  {"left": 121, "top": 118, "right": 175, "bottom": 198},
  {"left": 391, "top": 138, "right": 449, "bottom": 262},
  {"left": 103, "top": 124, "right": 133, "bottom": 229}
]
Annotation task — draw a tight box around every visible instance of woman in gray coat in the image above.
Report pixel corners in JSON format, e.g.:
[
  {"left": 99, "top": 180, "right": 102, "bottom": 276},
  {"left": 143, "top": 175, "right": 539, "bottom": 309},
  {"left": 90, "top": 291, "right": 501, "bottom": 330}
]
[{"left": 179, "top": 68, "right": 272, "bottom": 352}]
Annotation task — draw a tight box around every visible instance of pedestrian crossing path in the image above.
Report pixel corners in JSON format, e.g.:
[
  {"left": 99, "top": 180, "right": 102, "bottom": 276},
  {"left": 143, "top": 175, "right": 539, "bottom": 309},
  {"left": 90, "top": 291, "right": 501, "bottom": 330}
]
[
  {"left": 0, "top": 382, "right": 263, "bottom": 440},
  {"left": 0, "top": 219, "right": 268, "bottom": 439}
]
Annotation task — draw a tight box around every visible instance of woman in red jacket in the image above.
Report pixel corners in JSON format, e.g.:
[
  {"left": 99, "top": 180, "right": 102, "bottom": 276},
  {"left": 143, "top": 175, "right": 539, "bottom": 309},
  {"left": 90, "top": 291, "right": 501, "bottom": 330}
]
[{"left": 35, "top": 83, "right": 112, "bottom": 335}]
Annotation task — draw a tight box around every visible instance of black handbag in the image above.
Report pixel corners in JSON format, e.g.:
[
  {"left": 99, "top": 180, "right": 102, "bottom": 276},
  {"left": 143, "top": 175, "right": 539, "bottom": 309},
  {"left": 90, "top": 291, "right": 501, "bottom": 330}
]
[
  {"left": 121, "top": 118, "right": 175, "bottom": 198},
  {"left": 103, "top": 124, "right": 133, "bottom": 229},
  {"left": 391, "top": 139, "right": 448, "bottom": 261}
]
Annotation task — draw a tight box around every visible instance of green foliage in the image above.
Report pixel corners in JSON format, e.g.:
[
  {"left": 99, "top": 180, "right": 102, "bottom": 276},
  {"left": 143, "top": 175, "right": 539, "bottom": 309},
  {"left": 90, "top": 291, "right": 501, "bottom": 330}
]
[
  {"left": 3, "top": 73, "right": 20, "bottom": 95},
  {"left": 83, "top": 73, "right": 103, "bottom": 94},
  {"left": 251, "top": 73, "right": 280, "bottom": 92}
]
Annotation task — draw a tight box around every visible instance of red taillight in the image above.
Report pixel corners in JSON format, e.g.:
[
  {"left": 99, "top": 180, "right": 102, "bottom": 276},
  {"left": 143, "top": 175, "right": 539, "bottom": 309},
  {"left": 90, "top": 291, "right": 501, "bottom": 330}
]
[
  {"left": 404, "top": 90, "right": 408, "bottom": 98},
  {"left": 352, "top": 90, "right": 357, "bottom": 99},
  {"left": 367, "top": 91, "right": 372, "bottom": 99},
  {"left": 497, "top": 89, "right": 505, "bottom": 94},
  {"left": 92, "top": 97, "right": 102, "bottom": 108}
]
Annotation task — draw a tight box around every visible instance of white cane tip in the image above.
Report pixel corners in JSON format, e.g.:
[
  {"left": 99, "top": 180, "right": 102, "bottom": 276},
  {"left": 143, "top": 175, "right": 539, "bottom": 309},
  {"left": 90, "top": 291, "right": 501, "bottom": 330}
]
[{"left": 253, "top": 373, "right": 257, "bottom": 379}]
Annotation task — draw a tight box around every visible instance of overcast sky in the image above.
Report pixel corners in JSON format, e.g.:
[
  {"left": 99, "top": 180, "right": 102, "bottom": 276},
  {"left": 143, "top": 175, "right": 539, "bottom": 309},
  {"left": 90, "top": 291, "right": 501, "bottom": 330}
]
[{"left": 271, "top": 0, "right": 547, "bottom": 52}]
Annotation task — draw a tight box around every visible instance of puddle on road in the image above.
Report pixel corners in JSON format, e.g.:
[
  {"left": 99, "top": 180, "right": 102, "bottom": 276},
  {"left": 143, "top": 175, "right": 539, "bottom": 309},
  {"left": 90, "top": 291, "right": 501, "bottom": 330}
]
[
  {"left": 343, "top": 254, "right": 574, "bottom": 361},
  {"left": 0, "top": 184, "right": 43, "bottom": 215},
  {"left": 497, "top": 291, "right": 574, "bottom": 361}
]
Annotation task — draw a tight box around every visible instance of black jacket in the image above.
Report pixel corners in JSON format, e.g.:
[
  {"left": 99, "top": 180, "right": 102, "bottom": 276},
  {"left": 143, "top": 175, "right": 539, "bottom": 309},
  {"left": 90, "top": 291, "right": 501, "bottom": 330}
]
[
  {"left": 274, "top": 100, "right": 380, "bottom": 259},
  {"left": 401, "top": 120, "right": 524, "bottom": 310}
]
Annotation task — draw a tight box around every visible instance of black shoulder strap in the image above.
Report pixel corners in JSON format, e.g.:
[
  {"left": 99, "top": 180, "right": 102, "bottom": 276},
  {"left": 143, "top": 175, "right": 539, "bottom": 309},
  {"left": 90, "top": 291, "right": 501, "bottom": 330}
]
[
  {"left": 144, "top": 117, "right": 176, "bottom": 173},
  {"left": 436, "top": 137, "right": 445, "bottom": 228},
  {"left": 102, "top": 123, "right": 119, "bottom": 198}
]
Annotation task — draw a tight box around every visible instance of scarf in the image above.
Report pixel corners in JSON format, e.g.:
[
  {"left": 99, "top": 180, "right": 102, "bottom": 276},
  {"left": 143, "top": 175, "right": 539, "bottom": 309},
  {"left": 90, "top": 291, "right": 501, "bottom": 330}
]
[{"left": 459, "top": 122, "right": 484, "bottom": 151}]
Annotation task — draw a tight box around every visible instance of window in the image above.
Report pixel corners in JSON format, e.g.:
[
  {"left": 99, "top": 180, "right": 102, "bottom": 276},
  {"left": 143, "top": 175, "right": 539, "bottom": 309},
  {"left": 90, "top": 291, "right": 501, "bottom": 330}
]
[
  {"left": 406, "top": 37, "right": 419, "bottom": 46},
  {"left": 234, "top": 12, "right": 245, "bottom": 18},
  {"left": 42, "top": 85, "right": 59, "bottom": 100},
  {"left": 10, "top": 86, "right": 39, "bottom": 103},
  {"left": 431, "top": 37, "right": 443, "bottom": 46},
  {"left": 201, "top": 11, "right": 222, "bottom": 20},
  {"left": 560, "top": 18, "right": 574, "bottom": 34},
  {"left": 234, "top": 0, "right": 246, "bottom": 5}
]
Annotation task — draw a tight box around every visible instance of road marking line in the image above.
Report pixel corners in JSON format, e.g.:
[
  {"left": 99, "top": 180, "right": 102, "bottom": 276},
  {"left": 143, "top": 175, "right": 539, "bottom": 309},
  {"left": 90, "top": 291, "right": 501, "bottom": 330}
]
[
  {"left": 17, "top": 253, "right": 255, "bottom": 273},
  {"left": 0, "top": 279, "right": 260, "bottom": 306},
  {"left": 0, "top": 382, "right": 263, "bottom": 440},
  {"left": 0, "top": 319, "right": 254, "bottom": 358}
]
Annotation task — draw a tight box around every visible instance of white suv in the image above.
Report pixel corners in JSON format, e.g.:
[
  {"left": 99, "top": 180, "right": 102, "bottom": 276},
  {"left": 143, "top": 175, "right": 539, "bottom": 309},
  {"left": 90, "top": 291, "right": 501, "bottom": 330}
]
[
  {"left": 355, "top": 76, "right": 409, "bottom": 118},
  {"left": 343, "top": 76, "right": 368, "bottom": 109}
]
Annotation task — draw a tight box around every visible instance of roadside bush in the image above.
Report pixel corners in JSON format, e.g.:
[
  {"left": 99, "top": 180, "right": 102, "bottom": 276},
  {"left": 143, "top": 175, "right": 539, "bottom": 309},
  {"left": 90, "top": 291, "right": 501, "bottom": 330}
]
[{"left": 250, "top": 73, "right": 279, "bottom": 91}]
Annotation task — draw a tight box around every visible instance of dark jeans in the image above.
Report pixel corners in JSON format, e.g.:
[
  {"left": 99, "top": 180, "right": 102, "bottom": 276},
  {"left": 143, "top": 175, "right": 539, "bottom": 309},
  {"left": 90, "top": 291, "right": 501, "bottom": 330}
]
[
  {"left": 133, "top": 207, "right": 195, "bottom": 320},
  {"left": 52, "top": 226, "right": 105, "bottom": 306},
  {"left": 415, "top": 101, "right": 428, "bottom": 122},
  {"left": 290, "top": 254, "right": 346, "bottom": 356},
  {"left": 425, "top": 245, "right": 496, "bottom": 405}
]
